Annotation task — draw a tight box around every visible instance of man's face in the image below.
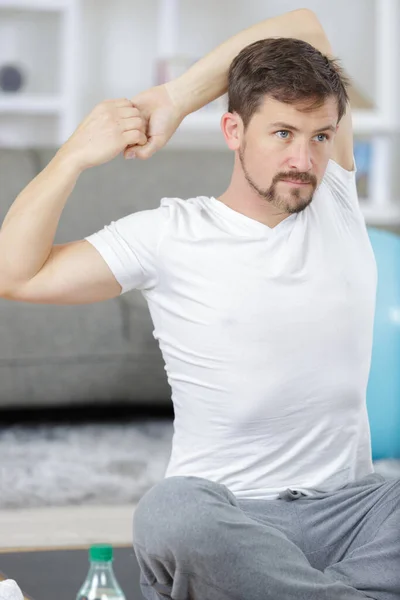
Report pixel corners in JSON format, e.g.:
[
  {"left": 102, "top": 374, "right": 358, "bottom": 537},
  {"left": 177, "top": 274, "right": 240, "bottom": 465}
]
[{"left": 237, "top": 96, "right": 338, "bottom": 215}]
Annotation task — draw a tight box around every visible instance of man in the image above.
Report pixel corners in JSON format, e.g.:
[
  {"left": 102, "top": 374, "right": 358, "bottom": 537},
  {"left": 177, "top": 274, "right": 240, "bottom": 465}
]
[{"left": 0, "top": 8, "right": 398, "bottom": 600}]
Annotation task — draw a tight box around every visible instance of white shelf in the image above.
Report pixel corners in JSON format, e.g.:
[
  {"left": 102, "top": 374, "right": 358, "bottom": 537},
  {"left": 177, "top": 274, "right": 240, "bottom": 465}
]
[
  {"left": 0, "top": 94, "right": 64, "bottom": 114},
  {"left": 181, "top": 110, "right": 222, "bottom": 130},
  {"left": 0, "top": 0, "right": 69, "bottom": 11},
  {"left": 361, "top": 202, "right": 400, "bottom": 226},
  {"left": 352, "top": 110, "right": 399, "bottom": 135}
]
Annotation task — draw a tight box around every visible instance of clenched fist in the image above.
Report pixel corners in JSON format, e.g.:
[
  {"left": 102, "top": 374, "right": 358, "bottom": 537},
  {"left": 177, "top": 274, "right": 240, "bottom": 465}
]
[
  {"left": 124, "top": 83, "right": 185, "bottom": 160},
  {"left": 62, "top": 98, "right": 148, "bottom": 171}
]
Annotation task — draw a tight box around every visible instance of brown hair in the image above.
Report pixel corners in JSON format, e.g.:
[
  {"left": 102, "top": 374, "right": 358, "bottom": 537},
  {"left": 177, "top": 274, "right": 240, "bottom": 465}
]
[{"left": 227, "top": 37, "right": 350, "bottom": 130}]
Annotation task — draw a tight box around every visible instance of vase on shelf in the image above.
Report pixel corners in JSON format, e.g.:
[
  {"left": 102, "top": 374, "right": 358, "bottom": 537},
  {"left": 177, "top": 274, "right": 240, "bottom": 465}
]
[{"left": 0, "top": 19, "right": 27, "bottom": 95}]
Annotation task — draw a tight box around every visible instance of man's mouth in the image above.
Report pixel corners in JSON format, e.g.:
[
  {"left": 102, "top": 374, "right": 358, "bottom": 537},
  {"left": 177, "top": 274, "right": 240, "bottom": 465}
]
[{"left": 281, "top": 179, "right": 310, "bottom": 186}]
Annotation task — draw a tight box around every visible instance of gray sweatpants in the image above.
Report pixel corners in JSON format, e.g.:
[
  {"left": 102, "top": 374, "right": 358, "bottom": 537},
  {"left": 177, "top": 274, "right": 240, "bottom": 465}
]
[{"left": 132, "top": 472, "right": 400, "bottom": 600}]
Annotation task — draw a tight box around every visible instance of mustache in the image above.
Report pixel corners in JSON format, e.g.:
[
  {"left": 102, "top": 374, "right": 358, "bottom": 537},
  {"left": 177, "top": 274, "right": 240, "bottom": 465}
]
[{"left": 275, "top": 172, "right": 317, "bottom": 185}]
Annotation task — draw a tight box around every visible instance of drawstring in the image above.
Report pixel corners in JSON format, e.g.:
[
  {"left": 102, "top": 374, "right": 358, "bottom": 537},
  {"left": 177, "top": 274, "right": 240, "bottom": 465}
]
[{"left": 278, "top": 488, "right": 306, "bottom": 501}]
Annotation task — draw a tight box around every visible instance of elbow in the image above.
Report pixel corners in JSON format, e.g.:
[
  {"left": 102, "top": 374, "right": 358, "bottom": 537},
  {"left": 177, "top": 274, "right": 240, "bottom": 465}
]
[
  {"left": 0, "top": 284, "right": 13, "bottom": 300},
  {"left": 293, "top": 8, "right": 333, "bottom": 55},
  {"left": 0, "top": 275, "right": 17, "bottom": 301},
  {"left": 294, "top": 8, "right": 321, "bottom": 25},
  {"left": 294, "top": 8, "right": 325, "bottom": 34}
]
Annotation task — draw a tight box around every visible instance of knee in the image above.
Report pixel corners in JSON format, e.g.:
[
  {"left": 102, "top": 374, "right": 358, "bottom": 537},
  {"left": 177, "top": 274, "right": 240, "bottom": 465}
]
[{"left": 133, "top": 476, "right": 231, "bottom": 556}]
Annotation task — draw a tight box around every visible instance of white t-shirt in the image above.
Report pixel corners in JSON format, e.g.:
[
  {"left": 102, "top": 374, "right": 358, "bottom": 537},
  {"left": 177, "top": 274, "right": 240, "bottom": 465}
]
[{"left": 85, "top": 158, "right": 377, "bottom": 500}]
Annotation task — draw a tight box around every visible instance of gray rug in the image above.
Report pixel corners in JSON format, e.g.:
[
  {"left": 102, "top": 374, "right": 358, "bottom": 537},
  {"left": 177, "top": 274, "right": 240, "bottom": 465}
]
[
  {"left": 1, "top": 420, "right": 399, "bottom": 510},
  {"left": 0, "top": 420, "right": 173, "bottom": 509}
]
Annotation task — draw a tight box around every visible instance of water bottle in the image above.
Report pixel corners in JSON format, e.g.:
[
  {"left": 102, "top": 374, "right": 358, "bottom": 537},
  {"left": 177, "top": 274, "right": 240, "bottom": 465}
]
[{"left": 76, "top": 544, "right": 126, "bottom": 600}]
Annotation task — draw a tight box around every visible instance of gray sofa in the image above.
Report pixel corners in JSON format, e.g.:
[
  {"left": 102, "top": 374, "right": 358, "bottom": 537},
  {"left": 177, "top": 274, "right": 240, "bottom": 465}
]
[{"left": 0, "top": 147, "right": 232, "bottom": 408}]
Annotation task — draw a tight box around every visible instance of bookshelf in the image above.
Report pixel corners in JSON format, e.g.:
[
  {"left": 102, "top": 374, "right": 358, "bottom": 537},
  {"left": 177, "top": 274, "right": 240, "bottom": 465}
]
[{"left": 0, "top": 0, "right": 79, "bottom": 147}]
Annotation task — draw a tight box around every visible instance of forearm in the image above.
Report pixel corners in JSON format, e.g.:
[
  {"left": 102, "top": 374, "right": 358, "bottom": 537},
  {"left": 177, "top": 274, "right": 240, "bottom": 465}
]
[
  {"left": 0, "top": 149, "right": 82, "bottom": 290},
  {"left": 168, "top": 8, "right": 329, "bottom": 116}
]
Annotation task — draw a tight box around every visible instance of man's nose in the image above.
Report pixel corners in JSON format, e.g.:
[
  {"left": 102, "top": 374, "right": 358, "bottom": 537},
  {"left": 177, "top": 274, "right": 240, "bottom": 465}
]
[{"left": 288, "top": 143, "right": 312, "bottom": 172}]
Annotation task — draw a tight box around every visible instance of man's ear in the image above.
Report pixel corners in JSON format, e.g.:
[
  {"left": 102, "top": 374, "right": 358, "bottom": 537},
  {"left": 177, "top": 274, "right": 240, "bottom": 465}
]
[{"left": 220, "top": 112, "right": 243, "bottom": 151}]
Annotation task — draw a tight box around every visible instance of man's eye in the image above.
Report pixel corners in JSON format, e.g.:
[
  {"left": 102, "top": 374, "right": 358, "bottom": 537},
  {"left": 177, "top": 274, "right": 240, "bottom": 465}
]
[
  {"left": 275, "top": 131, "right": 329, "bottom": 141},
  {"left": 314, "top": 133, "right": 329, "bottom": 142}
]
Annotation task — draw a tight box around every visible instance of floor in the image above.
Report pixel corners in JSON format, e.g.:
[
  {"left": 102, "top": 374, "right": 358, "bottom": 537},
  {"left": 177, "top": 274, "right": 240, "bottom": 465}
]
[
  {"left": 0, "top": 406, "right": 172, "bottom": 554},
  {"left": 0, "top": 408, "right": 173, "bottom": 511},
  {"left": 0, "top": 504, "right": 136, "bottom": 551}
]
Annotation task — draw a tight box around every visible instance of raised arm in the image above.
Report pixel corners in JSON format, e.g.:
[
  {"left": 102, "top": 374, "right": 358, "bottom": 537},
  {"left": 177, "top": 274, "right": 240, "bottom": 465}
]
[
  {"left": 130, "top": 8, "right": 353, "bottom": 170},
  {"left": 0, "top": 99, "right": 147, "bottom": 304},
  {"left": 169, "top": 9, "right": 330, "bottom": 116}
]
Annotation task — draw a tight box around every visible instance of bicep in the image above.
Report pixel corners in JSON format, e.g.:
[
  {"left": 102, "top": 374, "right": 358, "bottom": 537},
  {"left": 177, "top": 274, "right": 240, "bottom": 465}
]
[{"left": 4, "top": 240, "right": 122, "bottom": 304}]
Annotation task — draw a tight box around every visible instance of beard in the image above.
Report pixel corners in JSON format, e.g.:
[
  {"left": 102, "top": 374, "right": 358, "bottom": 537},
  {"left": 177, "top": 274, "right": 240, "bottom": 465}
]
[{"left": 238, "top": 144, "right": 318, "bottom": 215}]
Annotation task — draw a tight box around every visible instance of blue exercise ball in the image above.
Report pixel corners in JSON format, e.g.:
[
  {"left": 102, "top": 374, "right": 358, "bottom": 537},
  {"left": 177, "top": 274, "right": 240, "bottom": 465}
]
[{"left": 366, "top": 228, "right": 400, "bottom": 459}]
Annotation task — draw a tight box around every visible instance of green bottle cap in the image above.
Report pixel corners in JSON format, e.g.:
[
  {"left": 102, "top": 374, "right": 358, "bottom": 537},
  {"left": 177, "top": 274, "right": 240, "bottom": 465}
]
[{"left": 89, "top": 544, "right": 113, "bottom": 562}]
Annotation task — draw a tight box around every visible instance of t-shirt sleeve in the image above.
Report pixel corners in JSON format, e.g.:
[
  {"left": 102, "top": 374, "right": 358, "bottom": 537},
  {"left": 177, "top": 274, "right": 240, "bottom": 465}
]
[
  {"left": 84, "top": 201, "right": 170, "bottom": 294},
  {"left": 321, "top": 157, "right": 359, "bottom": 212}
]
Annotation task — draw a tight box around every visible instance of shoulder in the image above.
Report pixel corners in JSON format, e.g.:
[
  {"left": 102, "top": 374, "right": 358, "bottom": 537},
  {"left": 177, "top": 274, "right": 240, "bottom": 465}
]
[
  {"left": 117, "top": 196, "right": 201, "bottom": 232},
  {"left": 159, "top": 196, "right": 212, "bottom": 222}
]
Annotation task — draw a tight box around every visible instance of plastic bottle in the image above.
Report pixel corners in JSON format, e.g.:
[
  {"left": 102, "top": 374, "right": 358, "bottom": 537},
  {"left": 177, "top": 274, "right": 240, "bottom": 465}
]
[{"left": 76, "top": 544, "right": 126, "bottom": 600}]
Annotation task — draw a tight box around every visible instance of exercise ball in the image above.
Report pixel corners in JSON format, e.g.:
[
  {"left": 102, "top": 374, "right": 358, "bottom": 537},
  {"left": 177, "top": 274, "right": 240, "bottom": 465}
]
[{"left": 366, "top": 228, "right": 400, "bottom": 459}]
